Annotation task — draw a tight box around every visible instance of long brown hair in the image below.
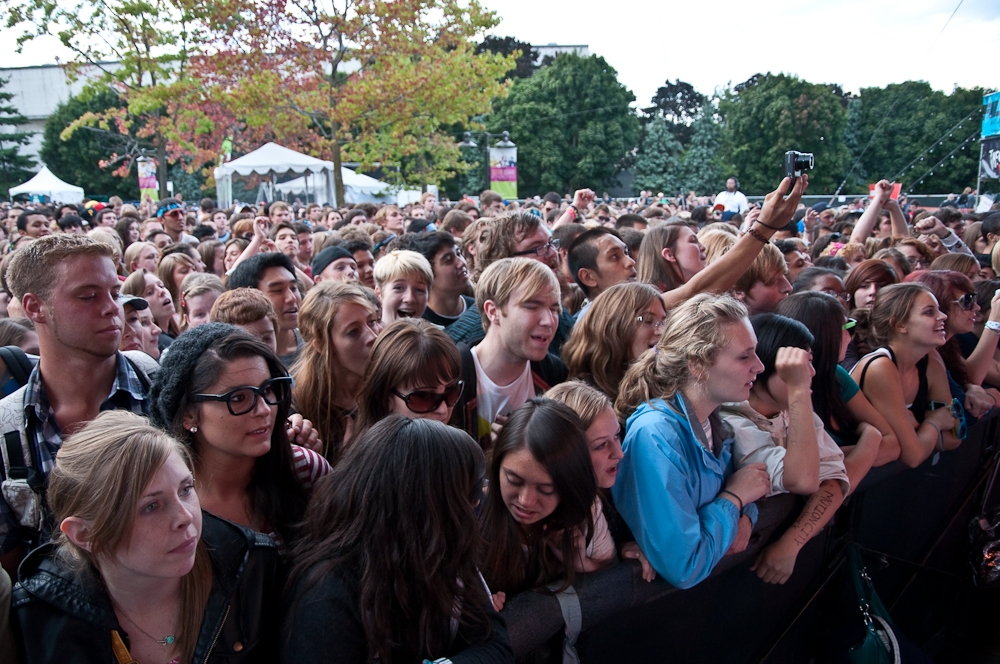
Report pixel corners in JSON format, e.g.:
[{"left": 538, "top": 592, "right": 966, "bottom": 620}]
[
  {"left": 49, "top": 411, "right": 212, "bottom": 663},
  {"left": 353, "top": 319, "right": 461, "bottom": 434},
  {"left": 561, "top": 282, "right": 662, "bottom": 402},
  {"left": 478, "top": 398, "right": 596, "bottom": 596},
  {"left": 636, "top": 222, "right": 687, "bottom": 291},
  {"left": 291, "top": 281, "right": 376, "bottom": 464},
  {"left": 288, "top": 416, "right": 490, "bottom": 662},
  {"left": 909, "top": 270, "right": 974, "bottom": 386}
]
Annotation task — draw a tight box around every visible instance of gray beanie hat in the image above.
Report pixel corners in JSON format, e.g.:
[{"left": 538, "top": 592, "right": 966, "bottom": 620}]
[{"left": 148, "top": 322, "right": 246, "bottom": 432}]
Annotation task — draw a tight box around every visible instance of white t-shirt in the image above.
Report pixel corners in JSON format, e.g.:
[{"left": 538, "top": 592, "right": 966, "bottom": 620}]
[
  {"left": 472, "top": 346, "right": 535, "bottom": 439},
  {"left": 715, "top": 190, "right": 749, "bottom": 213}
]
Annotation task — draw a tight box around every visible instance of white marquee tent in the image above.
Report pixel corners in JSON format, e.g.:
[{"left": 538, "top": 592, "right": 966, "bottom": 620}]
[
  {"left": 8, "top": 166, "right": 84, "bottom": 203},
  {"left": 214, "top": 142, "right": 395, "bottom": 207}
]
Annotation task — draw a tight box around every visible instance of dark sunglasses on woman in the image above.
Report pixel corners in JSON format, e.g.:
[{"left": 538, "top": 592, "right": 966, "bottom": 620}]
[{"left": 392, "top": 380, "right": 464, "bottom": 414}]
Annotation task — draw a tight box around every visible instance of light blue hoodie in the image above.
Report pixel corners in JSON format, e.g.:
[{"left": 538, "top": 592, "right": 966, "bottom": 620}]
[{"left": 612, "top": 395, "right": 759, "bottom": 589}]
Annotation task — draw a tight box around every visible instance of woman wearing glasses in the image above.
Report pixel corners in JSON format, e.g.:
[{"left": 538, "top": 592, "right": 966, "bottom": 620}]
[
  {"left": 150, "top": 323, "right": 330, "bottom": 555},
  {"left": 353, "top": 318, "right": 464, "bottom": 434},
  {"left": 562, "top": 282, "right": 666, "bottom": 403},
  {"left": 850, "top": 283, "right": 961, "bottom": 468},
  {"left": 909, "top": 270, "right": 1000, "bottom": 419}
]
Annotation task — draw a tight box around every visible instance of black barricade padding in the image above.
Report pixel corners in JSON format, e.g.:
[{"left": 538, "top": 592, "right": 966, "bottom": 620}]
[{"left": 500, "top": 413, "right": 1000, "bottom": 663}]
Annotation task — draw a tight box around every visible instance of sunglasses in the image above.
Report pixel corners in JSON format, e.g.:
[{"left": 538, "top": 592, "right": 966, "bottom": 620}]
[
  {"left": 392, "top": 380, "right": 464, "bottom": 414},
  {"left": 842, "top": 317, "right": 857, "bottom": 331},
  {"left": 953, "top": 292, "right": 977, "bottom": 311},
  {"left": 512, "top": 238, "right": 559, "bottom": 257},
  {"left": 930, "top": 397, "right": 967, "bottom": 439},
  {"left": 190, "top": 376, "right": 293, "bottom": 416}
]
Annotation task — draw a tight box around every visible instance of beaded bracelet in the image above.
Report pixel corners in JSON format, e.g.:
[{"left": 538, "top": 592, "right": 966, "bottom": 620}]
[{"left": 744, "top": 226, "right": 769, "bottom": 244}]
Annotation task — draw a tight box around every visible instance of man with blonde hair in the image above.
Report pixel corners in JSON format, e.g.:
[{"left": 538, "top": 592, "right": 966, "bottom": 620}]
[
  {"left": 0, "top": 235, "right": 158, "bottom": 574},
  {"left": 732, "top": 242, "right": 792, "bottom": 315},
  {"left": 451, "top": 257, "right": 567, "bottom": 448}
]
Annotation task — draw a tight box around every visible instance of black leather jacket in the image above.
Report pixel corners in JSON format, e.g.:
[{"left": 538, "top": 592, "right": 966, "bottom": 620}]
[{"left": 11, "top": 512, "right": 280, "bottom": 664}]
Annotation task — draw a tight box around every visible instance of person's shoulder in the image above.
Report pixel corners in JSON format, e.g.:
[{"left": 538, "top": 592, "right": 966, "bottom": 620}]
[
  {"left": 122, "top": 350, "right": 160, "bottom": 380},
  {"left": 201, "top": 512, "right": 277, "bottom": 560}
]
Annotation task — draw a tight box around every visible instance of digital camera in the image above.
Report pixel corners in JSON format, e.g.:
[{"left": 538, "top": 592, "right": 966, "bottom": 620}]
[{"left": 784, "top": 150, "right": 814, "bottom": 179}]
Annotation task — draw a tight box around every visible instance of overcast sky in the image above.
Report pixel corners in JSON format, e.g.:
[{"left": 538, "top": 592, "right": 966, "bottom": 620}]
[{"left": 2, "top": 0, "right": 996, "bottom": 108}]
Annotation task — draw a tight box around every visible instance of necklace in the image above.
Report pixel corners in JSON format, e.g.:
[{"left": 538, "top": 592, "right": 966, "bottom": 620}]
[{"left": 114, "top": 603, "right": 176, "bottom": 647}]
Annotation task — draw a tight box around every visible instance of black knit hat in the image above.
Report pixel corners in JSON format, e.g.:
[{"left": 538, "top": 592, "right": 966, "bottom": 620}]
[
  {"left": 148, "top": 322, "right": 245, "bottom": 431},
  {"left": 311, "top": 245, "right": 354, "bottom": 278}
]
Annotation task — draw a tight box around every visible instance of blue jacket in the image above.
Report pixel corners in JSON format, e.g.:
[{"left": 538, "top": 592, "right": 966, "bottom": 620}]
[{"left": 611, "top": 396, "right": 759, "bottom": 589}]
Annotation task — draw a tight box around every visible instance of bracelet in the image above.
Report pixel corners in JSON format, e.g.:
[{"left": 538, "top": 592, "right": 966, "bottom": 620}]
[
  {"left": 924, "top": 421, "right": 944, "bottom": 452},
  {"left": 752, "top": 218, "right": 783, "bottom": 231},
  {"left": 744, "top": 226, "right": 769, "bottom": 244},
  {"left": 719, "top": 489, "right": 744, "bottom": 514},
  {"left": 985, "top": 321, "right": 1000, "bottom": 333}
]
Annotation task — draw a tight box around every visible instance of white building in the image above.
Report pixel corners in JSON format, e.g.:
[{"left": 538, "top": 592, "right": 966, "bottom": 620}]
[{"left": 532, "top": 43, "right": 589, "bottom": 63}]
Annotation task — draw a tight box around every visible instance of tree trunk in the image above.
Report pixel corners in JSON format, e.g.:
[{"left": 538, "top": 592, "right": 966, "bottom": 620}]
[
  {"left": 331, "top": 125, "right": 344, "bottom": 207},
  {"left": 157, "top": 133, "right": 169, "bottom": 200}
]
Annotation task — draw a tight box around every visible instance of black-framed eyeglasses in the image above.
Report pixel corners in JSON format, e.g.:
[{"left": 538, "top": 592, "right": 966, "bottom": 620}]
[
  {"left": 953, "top": 292, "right": 977, "bottom": 311},
  {"left": 392, "top": 380, "right": 464, "bottom": 414},
  {"left": 512, "top": 238, "right": 559, "bottom": 257},
  {"left": 190, "top": 376, "right": 293, "bottom": 416},
  {"left": 821, "top": 289, "right": 851, "bottom": 303}
]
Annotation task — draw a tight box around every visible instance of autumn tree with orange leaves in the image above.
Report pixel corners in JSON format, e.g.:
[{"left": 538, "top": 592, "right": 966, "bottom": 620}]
[{"left": 178, "top": 0, "right": 514, "bottom": 202}]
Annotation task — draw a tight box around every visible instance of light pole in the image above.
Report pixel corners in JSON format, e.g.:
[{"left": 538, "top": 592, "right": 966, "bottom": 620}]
[{"left": 459, "top": 130, "right": 515, "bottom": 193}]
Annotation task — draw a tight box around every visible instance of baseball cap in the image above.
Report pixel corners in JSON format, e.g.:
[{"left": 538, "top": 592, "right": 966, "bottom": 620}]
[{"left": 119, "top": 294, "right": 149, "bottom": 310}]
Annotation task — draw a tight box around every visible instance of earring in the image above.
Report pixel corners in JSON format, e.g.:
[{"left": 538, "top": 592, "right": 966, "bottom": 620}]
[{"left": 190, "top": 426, "right": 198, "bottom": 433}]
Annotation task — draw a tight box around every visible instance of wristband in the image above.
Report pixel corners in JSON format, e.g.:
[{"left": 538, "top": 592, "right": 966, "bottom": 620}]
[
  {"left": 753, "top": 219, "right": 783, "bottom": 231},
  {"left": 744, "top": 226, "right": 769, "bottom": 244},
  {"left": 719, "top": 490, "right": 744, "bottom": 515},
  {"left": 924, "top": 421, "right": 944, "bottom": 452},
  {"left": 941, "top": 230, "right": 961, "bottom": 247},
  {"left": 985, "top": 321, "right": 1000, "bottom": 333}
]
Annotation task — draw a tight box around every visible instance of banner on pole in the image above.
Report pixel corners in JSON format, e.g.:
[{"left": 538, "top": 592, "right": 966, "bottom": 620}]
[
  {"left": 981, "top": 136, "right": 1000, "bottom": 180},
  {"left": 983, "top": 91, "right": 1000, "bottom": 139},
  {"left": 137, "top": 158, "right": 159, "bottom": 204},
  {"left": 488, "top": 146, "right": 517, "bottom": 199}
]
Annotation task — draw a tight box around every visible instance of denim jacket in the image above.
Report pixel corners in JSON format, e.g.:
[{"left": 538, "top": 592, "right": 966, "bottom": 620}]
[{"left": 612, "top": 395, "right": 758, "bottom": 590}]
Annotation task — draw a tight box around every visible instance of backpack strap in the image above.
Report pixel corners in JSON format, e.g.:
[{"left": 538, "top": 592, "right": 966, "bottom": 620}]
[
  {"left": 2, "top": 430, "right": 26, "bottom": 479},
  {"left": 0, "top": 346, "right": 33, "bottom": 387}
]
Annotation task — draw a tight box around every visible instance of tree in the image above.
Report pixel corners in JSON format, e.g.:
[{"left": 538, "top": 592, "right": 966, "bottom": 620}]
[
  {"left": 677, "top": 104, "right": 724, "bottom": 195},
  {"left": 180, "top": 0, "right": 514, "bottom": 202},
  {"left": 718, "top": 73, "right": 849, "bottom": 194},
  {"left": 3, "top": 0, "right": 193, "bottom": 198},
  {"left": 487, "top": 53, "right": 640, "bottom": 196},
  {"left": 852, "top": 82, "right": 985, "bottom": 194},
  {"left": 0, "top": 75, "right": 35, "bottom": 197},
  {"left": 643, "top": 79, "right": 708, "bottom": 147},
  {"left": 476, "top": 36, "right": 538, "bottom": 80},
  {"left": 40, "top": 88, "right": 139, "bottom": 198},
  {"left": 633, "top": 118, "right": 682, "bottom": 194}
]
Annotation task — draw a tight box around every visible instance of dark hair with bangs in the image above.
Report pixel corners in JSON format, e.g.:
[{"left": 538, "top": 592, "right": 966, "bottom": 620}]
[
  {"left": 777, "top": 292, "right": 858, "bottom": 440},
  {"left": 352, "top": 318, "right": 462, "bottom": 435},
  {"left": 286, "top": 416, "right": 490, "bottom": 662},
  {"left": 748, "top": 313, "right": 815, "bottom": 402},
  {"left": 478, "top": 398, "right": 596, "bottom": 595}
]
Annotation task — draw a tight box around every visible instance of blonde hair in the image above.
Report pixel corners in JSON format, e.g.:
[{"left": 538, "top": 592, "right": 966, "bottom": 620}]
[
  {"left": 615, "top": 294, "right": 749, "bottom": 421},
  {"left": 292, "top": 281, "right": 376, "bottom": 463},
  {"left": 733, "top": 242, "right": 786, "bottom": 294},
  {"left": 123, "top": 241, "right": 159, "bottom": 274},
  {"left": 157, "top": 252, "right": 199, "bottom": 311},
  {"left": 373, "top": 250, "right": 433, "bottom": 290},
  {"left": 699, "top": 230, "right": 736, "bottom": 266},
  {"left": 561, "top": 282, "right": 662, "bottom": 401},
  {"left": 210, "top": 287, "right": 279, "bottom": 333},
  {"left": 6, "top": 234, "right": 115, "bottom": 302},
  {"left": 544, "top": 381, "right": 613, "bottom": 430},
  {"left": 49, "top": 411, "right": 212, "bottom": 664},
  {"left": 475, "top": 257, "right": 560, "bottom": 333}
]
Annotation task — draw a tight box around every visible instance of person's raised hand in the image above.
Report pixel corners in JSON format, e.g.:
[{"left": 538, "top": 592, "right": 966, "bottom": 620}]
[
  {"left": 803, "top": 208, "right": 819, "bottom": 230},
  {"left": 286, "top": 414, "right": 322, "bottom": 453},
  {"left": 774, "top": 347, "right": 815, "bottom": 391},
  {"left": 724, "top": 462, "right": 771, "bottom": 506},
  {"left": 913, "top": 216, "right": 949, "bottom": 239},
  {"left": 572, "top": 189, "right": 596, "bottom": 211},
  {"left": 758, "top": 175, "right": 808, "bottom": 230},
  {"left": 872, "top": 180, "right": 894, "bottom": 206},
  {"left": 253, "top": 216, "right": 269, "bottom": 240}
]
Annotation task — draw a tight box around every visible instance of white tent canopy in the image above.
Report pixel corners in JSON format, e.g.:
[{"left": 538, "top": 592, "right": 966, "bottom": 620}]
[
  {"left": 214, "top": 142, "right": 397, "bottom": 207},
  {"left": 9, "top": 166, "right": 84, "bottom": 203}
]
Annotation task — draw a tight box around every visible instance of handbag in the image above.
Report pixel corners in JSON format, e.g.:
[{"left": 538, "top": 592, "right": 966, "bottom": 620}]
[
  {"left": 847, "top": 545, "right": 900, "bottom": 664},
  {"left": 969, "top": 455, "right": 1000, "bottom": 588}
]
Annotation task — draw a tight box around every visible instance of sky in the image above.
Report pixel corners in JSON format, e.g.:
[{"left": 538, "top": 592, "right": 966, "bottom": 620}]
[
  {"left": 1, "top": 0, "right": 996, "bottom": 108},
  {"left": 478, "top": 0, "right": 1000, "bottom": 106}
]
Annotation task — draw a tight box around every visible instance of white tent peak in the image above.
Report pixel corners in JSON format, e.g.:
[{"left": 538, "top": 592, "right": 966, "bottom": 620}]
[
  {"left": 215, "top": 142, "right": 332, "bottom": 178},
  {"left": 9, "top": 166, "right": 85, "bottom": 203}
]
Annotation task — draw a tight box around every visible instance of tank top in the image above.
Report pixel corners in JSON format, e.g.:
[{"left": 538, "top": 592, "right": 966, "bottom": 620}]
[{"left": 857, "top": 347, "right": 930, "bottom": 423}]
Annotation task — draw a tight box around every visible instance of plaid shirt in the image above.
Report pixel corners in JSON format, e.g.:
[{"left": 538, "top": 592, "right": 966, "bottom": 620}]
[{"left": 0, "top": 353, "right": 150, "bottom": 554}]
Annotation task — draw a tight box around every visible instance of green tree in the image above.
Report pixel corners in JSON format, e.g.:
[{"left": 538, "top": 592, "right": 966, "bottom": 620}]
[
  {"left": 634, "top": 117, "right": 682, "bottom": 193},
  {"left": 677, "top": 104, "right": 723, "bottom": 195},
  {"left": 719, "top": 73, "right": 850, "bottom": 194},
  {"left": 840, "top": 96, "right": 868, "bottom": 193},
  {"left": 40, "top": 88, "right": 139, "bottom": 199},
  {"left": 853, "top": 82, "right": 985, "bottom": 194},
  {"left": 0, "top": 75, "right": 35, "bottom": 197},
  {"left": 476, "top": 36, "right": 537, "bottom": 80},
  {"left": 488, "top": 53, "right": 640, "bottom": 196},
  {"left": 643, "top": 78, "right": 708, "bottom": 148}
]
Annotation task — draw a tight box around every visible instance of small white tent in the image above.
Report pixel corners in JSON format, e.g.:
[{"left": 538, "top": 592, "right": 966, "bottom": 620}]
[
  {"left": 274, "top": 168, "right": 399, "bottom": 204},
  {"left": 9, "top": 166, "right": 84, "bottom": 203}
]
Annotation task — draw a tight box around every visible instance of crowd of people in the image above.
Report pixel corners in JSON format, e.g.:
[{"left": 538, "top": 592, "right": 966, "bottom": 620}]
[{"left": 0, "top": 173, "right": 998, "bottom": 663}]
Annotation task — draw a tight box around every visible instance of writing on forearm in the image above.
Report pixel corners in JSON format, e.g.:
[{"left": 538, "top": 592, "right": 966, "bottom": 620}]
[{"left": 790, "top": 486, "right": 836, "bottom": 549}]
